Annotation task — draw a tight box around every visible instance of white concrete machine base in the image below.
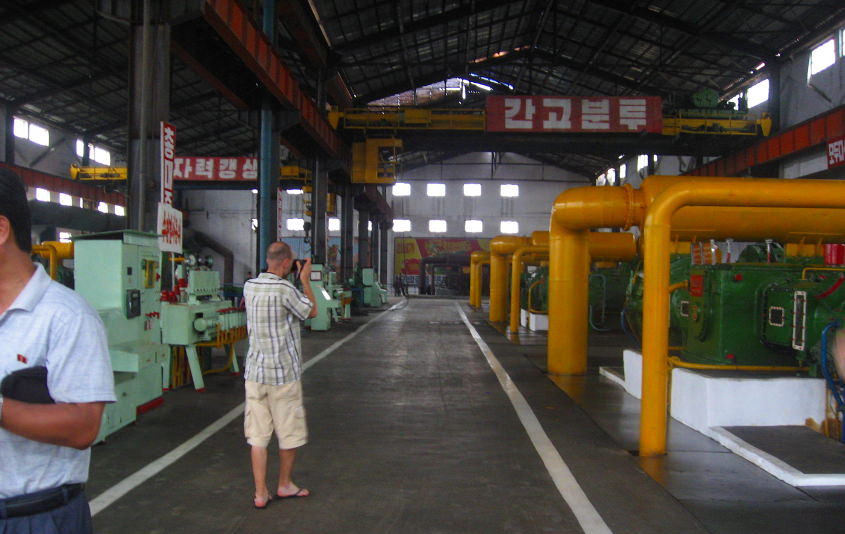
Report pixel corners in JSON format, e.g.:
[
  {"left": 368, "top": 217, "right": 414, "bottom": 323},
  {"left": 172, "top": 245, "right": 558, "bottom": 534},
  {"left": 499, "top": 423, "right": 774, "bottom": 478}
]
[{"left": 599, "top": 350, "right": 845, "bottom": 487}]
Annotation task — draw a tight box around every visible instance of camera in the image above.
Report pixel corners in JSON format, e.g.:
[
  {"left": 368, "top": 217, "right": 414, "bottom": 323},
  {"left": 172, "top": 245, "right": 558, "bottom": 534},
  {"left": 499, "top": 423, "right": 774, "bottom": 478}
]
[{"left": 290, "top": 259, "right": 306, "bottom": 278}]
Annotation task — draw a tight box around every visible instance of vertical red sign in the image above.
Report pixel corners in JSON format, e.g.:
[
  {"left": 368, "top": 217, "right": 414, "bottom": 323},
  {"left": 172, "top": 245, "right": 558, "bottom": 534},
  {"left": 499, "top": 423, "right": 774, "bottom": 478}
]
[{"left": 160, "top": 122, "right": 176, "bottom": 205}]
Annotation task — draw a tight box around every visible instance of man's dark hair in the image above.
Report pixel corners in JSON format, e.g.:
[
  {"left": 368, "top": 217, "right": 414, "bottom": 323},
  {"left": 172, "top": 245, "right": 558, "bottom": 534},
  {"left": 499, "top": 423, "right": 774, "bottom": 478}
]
[
  {"left": 266, "top": 241, "right": 293, "bottom": 263},
  {"left": 0, "top": 168, "right": 32, "bottom": 252}
]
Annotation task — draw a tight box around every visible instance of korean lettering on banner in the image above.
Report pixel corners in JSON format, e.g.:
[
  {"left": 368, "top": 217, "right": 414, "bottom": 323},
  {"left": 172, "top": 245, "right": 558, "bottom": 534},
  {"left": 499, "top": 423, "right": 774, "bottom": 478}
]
[
  {"left": 486, "top": 96, "right": 662, "bottom": 133},
  {"left": 157, "top": 203, "right": 183, "bottom": 253},
  {"left": 160, "top": 122, "right": 176, "bottom": 205},
  {"left": 828, "top": 135, "right": 845, "bottom": 169},
  {"left": 173, "top": 157, "right": 260, "bottom": 180}
]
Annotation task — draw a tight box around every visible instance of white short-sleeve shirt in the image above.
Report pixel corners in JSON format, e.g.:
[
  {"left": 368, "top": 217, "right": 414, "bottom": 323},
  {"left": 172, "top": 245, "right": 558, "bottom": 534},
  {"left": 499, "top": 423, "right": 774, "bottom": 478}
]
[{"left": 0, "top": 263, "right": 116, "bottom": 498}]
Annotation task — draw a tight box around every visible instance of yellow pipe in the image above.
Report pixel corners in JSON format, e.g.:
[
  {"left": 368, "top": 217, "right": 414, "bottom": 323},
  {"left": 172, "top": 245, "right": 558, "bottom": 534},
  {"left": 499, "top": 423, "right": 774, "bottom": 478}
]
[
  {"left": 668, "top": 280, "right": 688, "bottom": 293},
  {"left": 509, "top": 245, "right": 549, "bottom": 333},
  {"left": 469, "top": 251, "right": 490, "bottom": 308},
  {"left": 667, "top": 356, "right": 808, "bottom": 372},
  {"left": 640, "top": 177, "right": 845, "bottom": 457},
  {"left": 526, "top": 279, "right": 546, "bottom": 314},
  {"left": 32, "top": 241, "right": 74, "bottom": 280},
  {"left": 489, "top": 235, "right": 530, "bottom": 322},
  {"left": 801, "top": 267, "right": 845, "bottom": 280},
  {"left": 531, "top": 230, "right": 549, "bottom": 246}
]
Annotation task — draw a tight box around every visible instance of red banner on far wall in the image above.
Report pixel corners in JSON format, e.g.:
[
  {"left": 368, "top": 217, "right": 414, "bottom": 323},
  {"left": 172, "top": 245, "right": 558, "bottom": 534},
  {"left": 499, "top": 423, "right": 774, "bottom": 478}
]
[
  {"left": 828, "top": 135, "right": 845, "bottom": 169},
  {"left": 486, "top": 95, "right": 663, "bottom": 133},
  {"left": 174, "top": 157, "right": 258, "bottom": 181}
]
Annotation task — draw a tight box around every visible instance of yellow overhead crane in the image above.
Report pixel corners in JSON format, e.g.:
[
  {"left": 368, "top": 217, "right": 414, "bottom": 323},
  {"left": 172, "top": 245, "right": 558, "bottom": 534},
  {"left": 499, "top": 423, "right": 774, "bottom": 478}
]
[
  {"left": 70, "top": 164, "right": 312, "bottom": 182},
  {"left": 328, "top": 107, "right": 771, "bottom": 137}
]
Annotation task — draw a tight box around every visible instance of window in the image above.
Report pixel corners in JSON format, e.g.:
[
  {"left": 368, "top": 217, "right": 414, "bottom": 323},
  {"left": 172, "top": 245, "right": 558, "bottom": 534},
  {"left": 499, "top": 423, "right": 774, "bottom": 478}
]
[
  {"left": 426, "top": 183, "right": 446, "bottom": 197},
  {"left": 251, "top": 218, "right": 258, "bottom": 231},
  {"left": 465, "top": 220, "right": 483, "bottom": 233},
  {"left": 596, "top": 174, "right": 607, "bottom": 186},
  {"left": 429, "top": 219, "right": 447, "bottom": 233},
  {"left": 286, "top": 218, "right": 305, "bottom": 231},
  {"left": 619, "top": 164, "right": 627, "bottom": 181},
  {"left": 463, "top": 183, "right": 482, "bottom": 197},
  {"left": 13, "top": 118, "right": 49, "bottom": 146},
  {"left": 637, "top": 155, "right": 649, "bottom": 172},
  {"left": 286, "top": 189, "right": 303, "bottom": 195},
  {"left": 746, "top": 79, "right": 769, "bottom": 108},
  {"left": 727, "top": 94, "right": 741, "bottom": 110},
  {"left": 92, "top": 146, "right": 110, "bottom": 166},
  {"left": 393, "top": 219, "right": 411, "bottom": 232},
  {"left": 392, "top": 182, "right": 411, "bottom": 196},
  {"left": 500, "top": 184, "right": 519, "bottom": 197},
  {"left": 606, "top": 169, "right": 617, "bottom": 185},
  {"left": 251, "top": 189, "right": 258, "bottom": 194},
  {"left": 500, "top": 221, "right": 519, "bottom": 234},
  {"left": 809, "top": 38, "right": 835, "bottom": 76},
  {"left": 35, "top": 188, "right": 51, "bottom": 202},
  {"left": 328, "top": 217, "right": 341, "bottom": 232},
  {"left": 97, "top": 202, "right": 109, "bottom": 213},
  {"left": 368, "top": 221, "right": 373, "bottom": 231},
  {"left": 115, "top": 205, "right": 125, "bottom": 217},
  {"left": 59, "top": 193, "right": 72, "bottom": 206},
  {"left": 76, "top": 139, "right": 85, "bottom": 157},
  {"left": 58, "top": 232, "right": 72, "bottom": 243}
]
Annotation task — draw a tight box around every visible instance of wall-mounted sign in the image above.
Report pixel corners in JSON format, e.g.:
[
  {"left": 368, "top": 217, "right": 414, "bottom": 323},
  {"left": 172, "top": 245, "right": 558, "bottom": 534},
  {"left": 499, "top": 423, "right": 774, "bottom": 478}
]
[
  {"left": 157, "top": 202, "right": 183, "bottom": 253},
  {"left": 160, "top": 122, "right": 176, "bottom": 205},
  {"left": 486, "top": 96, "right": 662, "bottom": 133},
  {"left": 174, "top": 156, "right": 259, "bottom": 181},
  {"left": 828, "top": 135, "right": 845, "bottom": 169}
]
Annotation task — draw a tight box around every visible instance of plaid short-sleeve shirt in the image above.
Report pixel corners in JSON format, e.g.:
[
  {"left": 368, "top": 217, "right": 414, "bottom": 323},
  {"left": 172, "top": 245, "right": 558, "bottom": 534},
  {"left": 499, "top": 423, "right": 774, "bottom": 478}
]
[{"left": 243, "top": 273, "right": 313, "bottom": 385}]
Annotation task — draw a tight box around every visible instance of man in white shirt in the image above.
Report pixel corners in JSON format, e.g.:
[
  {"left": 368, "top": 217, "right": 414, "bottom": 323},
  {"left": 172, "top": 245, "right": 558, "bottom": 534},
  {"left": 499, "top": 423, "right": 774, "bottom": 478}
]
[
  {"left": 0, "top": 168, "right": 115, "bottom": 533},
  {"left": 243, "top": 241, "right": 317, "bottom": 508}
]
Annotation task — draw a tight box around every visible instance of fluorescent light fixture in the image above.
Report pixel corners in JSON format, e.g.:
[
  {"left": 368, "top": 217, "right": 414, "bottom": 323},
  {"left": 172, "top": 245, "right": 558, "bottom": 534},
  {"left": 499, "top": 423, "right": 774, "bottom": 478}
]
[
  {"left": 429, "top": 219, "right": 447, "bottom": 233},
  {"left": 427, "top": 183, "right": 446, "bottom": 197},
  {"left": 393, "top": 219, "right": 411, "bottom": 232},
  {"left": 463, "top": 183, "right": 482, "bottom": 197}
]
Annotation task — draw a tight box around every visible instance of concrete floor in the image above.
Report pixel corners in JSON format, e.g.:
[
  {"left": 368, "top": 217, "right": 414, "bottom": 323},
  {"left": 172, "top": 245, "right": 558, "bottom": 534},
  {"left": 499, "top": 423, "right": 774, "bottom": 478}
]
[{"left": 88, "top": 298, "right": 845, "bottom": 533}]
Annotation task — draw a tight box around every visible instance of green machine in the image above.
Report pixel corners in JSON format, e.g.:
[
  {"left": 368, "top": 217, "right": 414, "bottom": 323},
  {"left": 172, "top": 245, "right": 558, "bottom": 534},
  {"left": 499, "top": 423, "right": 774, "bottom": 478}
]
[
  {"left": 73, "top": 231, "right": 170, "bottom": 442},
  {"left": 161, "top": 262, "right": 245, "bottom": 391},
  {"left": 589, "top": 263, "right": 633, "bottom": 331},
  {"left": 361, "top": 267, "right": 388, "bottom": 307},
  {"left": 303, "top": 264, "right": 341, "bottom": 331},
  {"left": 625, "top": 254, "right": 691, "bottom": 346}
]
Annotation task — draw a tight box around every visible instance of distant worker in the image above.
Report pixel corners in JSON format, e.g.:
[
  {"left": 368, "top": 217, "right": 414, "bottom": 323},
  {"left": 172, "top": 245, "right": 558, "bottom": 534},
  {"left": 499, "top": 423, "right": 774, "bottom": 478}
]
[
  {"left": 394, "top": 274, "right": 403, "bottom": 296},
  {"left": 0, "top": 168, "right": 115, "bottom": 533},
  {"left": 400, "top": 270, "right": 409, "bottom": 297},
  {"left": 243, "top": 242, "right": 318, "bottom": 509}
]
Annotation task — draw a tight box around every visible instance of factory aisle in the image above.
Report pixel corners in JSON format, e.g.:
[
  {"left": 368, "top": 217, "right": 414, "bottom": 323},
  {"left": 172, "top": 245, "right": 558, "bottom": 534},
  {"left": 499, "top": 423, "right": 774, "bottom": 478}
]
[{"left": 90, "top": 298, "right": 708, "bottom": 534}]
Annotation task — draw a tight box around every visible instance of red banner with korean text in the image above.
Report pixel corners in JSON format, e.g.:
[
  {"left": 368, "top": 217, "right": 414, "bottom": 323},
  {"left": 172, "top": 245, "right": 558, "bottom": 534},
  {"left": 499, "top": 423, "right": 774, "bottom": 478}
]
[
  {"left": 160, "top": 122, "right": 176, "bottom": 204},
  {"left": 174, "top": 157, "right": 259, "bottom": 181},
  {"left": 828, "top": 135, "right": 845, "bottom": 169},
  {"left": 486, "top": 96, "right": 662, "bottom": 133},
  {"left": 394, "top": 238, "right": 490, "bottom": 276}
]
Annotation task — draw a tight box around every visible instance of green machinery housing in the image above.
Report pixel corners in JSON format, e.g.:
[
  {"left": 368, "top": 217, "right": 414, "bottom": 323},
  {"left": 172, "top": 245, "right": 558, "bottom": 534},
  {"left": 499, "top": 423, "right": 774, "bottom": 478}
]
[{"left": 73, "top": 231, "right": 170, "bottom": 442}]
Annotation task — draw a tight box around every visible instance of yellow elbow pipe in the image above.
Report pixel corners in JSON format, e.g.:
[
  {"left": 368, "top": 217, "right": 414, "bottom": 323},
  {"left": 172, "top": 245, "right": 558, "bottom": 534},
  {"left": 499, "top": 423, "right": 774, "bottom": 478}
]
[
  {"left": 489, "top": 235, "right": 530, "bottom": 322},
  {"left": 469, "top": 251, "right": 490, "bottom": 308},
  {"left": 509, "top": 245, "right": 550, "bottom": 333},
  {"left": 32, "top": 241, "right": 74, "bottom": 280},
  {"left": 640, "top": 177, "right": 845, "bottom": 457}
]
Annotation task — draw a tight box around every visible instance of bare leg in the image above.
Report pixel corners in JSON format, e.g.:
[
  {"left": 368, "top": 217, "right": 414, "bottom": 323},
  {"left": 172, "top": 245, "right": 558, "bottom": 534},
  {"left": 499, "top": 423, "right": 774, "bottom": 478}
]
[
  {"left": 251, "top": 446, "right": 271, "bottom": 504},
  {"left": 277, "top": 448, "right": 309, "bottom": 497}
]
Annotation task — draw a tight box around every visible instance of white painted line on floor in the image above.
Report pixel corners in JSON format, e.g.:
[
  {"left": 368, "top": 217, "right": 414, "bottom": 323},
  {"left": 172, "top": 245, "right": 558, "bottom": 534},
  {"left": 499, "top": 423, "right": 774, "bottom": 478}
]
[
  {"left": 455, "top": 303, "right": 613, "bottom": 534},
  {"left": 90, "top": 307, "right": 394, "bottom": 516}
]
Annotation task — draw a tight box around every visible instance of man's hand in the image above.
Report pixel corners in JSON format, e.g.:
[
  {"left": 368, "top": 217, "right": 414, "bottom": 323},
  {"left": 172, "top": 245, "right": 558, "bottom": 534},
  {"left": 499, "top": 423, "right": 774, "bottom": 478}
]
[{"left": 299, "top": 258, "right": 313, "bottom": 283}]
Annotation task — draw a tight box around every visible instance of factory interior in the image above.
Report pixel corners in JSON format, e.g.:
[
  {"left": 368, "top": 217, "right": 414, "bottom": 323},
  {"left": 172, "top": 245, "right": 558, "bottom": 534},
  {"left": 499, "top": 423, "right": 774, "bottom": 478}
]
[{"left": 3, "top": 0, "right": 845, "bottom": 532}]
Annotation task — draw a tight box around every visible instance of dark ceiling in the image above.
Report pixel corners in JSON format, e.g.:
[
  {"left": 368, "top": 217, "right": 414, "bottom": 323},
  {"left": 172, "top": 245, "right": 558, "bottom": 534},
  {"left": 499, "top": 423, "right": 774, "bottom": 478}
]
[{"left": 1, "top": 0, "right": 843, "bottom": 179}]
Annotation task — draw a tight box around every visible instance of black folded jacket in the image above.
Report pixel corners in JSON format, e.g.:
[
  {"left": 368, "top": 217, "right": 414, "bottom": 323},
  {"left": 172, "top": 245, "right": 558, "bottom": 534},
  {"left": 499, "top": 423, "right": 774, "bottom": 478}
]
[{"left": 1, "top": 366, "right": 55, "bottom": 404}]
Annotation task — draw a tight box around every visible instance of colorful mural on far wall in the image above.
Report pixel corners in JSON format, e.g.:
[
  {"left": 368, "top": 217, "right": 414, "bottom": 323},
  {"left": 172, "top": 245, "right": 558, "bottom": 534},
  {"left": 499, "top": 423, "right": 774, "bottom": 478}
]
[{"left": 394, "top": 237, "right": 490, "bottom": 276}]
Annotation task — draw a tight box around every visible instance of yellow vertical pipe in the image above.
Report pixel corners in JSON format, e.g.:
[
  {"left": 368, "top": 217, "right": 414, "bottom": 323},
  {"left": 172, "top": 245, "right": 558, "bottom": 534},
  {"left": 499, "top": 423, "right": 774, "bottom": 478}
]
[
  {"left": 469, "top": 251, "right": 489, "bottom": 308},
  {"left": 509, "top": 246, "right": 549, "bottom": 333},
  {"left": 489, "top": 236, "right": 530, "bottom": 322},
  {"left": 547, "top": 227, "right": 591, "bottom": 375},
  {"left": 639, "top": 178, "right": 845, "bottom": 457}
]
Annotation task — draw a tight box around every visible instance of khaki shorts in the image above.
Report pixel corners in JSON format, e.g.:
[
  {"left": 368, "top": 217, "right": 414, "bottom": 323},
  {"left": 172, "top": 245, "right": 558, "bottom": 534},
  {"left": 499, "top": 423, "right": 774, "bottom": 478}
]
[{"left": 244, "top": 380, "right": 308, "bottom": 449}]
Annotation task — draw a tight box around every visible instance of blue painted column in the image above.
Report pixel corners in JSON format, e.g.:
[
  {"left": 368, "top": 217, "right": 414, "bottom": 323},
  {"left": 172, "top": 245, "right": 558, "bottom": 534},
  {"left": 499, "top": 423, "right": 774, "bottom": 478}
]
[{"left": 258, "top": 0, "right": 277, "bottom": 270}]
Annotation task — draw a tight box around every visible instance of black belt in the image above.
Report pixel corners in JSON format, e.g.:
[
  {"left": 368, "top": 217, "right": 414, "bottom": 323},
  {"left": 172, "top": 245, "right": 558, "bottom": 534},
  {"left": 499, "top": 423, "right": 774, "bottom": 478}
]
[{"left": 0, "top": 484, "right": 84, "bottom": 519}]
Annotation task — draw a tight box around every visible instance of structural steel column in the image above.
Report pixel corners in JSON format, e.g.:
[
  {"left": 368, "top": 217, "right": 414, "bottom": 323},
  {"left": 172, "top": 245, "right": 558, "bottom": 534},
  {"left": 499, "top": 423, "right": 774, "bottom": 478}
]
[
  {"left": 358, "top": 209, "right": 370, "bottom": 269},
  {"left": 371, "top": 218, "right": 380, "bottom": 276},
  {"left": 379, "top": 221, "right": 389, "bottom": 285},
  {"left": 341, "top": 185, "right": 354, "bottom": 280},
  {"left": 128, "top": 2, "right": 170, "bottom": 232},
  {"left": 257, "top": 0, "right": 278, "bottom": 269},
  {"left": 3, "top": 104, "right": 15, "bottom": 164},
  {"left": 311, "top": 157, "right": 327, "bottom": 264}
]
